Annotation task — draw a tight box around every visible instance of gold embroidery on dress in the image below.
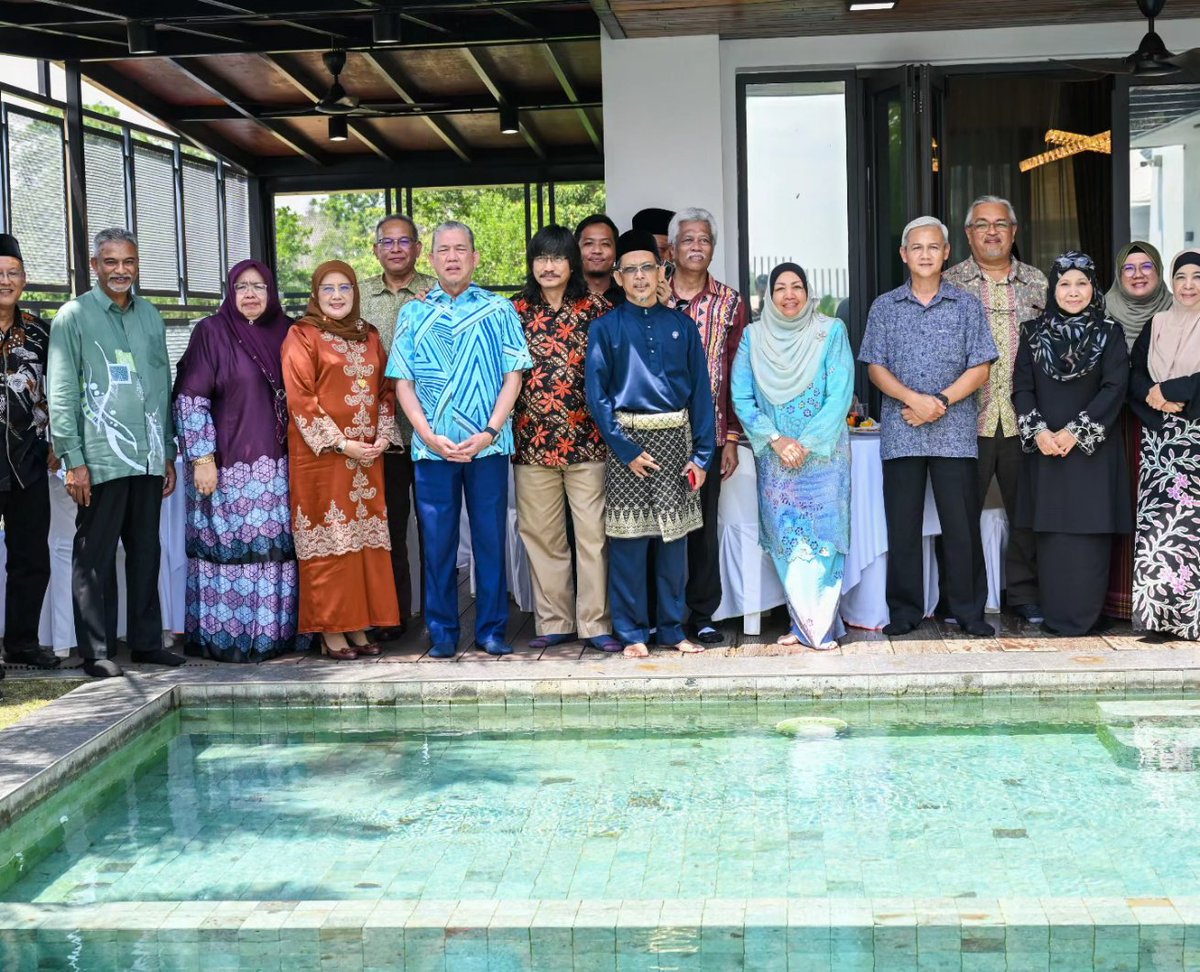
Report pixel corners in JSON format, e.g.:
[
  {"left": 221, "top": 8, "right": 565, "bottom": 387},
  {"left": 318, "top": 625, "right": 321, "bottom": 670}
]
[
  {"left": 293, "top": 501, "right": 391, "bottom": 560},
  {"left": 293, "top": 412, "right": 343, "bottom": 454}
]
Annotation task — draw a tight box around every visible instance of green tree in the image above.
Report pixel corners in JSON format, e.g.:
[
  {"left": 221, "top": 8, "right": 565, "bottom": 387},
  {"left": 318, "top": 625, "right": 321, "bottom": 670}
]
[
  {"left": 273, "top": 205, "right": 313, "bottom": 294},
  {"left": 549, "top": 182, "right": 606, "bottom": 235}
]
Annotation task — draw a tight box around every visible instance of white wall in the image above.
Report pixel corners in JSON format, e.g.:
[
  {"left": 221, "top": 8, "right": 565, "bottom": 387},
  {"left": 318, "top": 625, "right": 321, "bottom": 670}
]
[
  {"left": 601, "top": 34, "right": 727, "bottom": 269},
  {"left": 601, "top": 18, "right": 1200, "bottom": 284}
]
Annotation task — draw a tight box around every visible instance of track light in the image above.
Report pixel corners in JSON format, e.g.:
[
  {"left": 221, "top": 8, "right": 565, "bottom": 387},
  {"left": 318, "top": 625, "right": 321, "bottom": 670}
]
[
  {"left": 126, "top": 20, "right": 157, "bottom": 54},
  {"left": 499, "top": 103, "right": 519, "bottom": 135},
  {"left": 328, "top": 116, "right": 348, "bottom": 142},
  {"left": 372, "top": 6, "right": 403, "bottom": 46}
]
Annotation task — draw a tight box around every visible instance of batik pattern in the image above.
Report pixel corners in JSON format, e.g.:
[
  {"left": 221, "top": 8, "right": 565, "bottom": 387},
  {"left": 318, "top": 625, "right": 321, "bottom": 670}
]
[
  {"left": 604, "top": 411, "right": 702, "bottom": 542},
  {"left": 1133, "top": 414, "right": 1200, "bottom": 640}
]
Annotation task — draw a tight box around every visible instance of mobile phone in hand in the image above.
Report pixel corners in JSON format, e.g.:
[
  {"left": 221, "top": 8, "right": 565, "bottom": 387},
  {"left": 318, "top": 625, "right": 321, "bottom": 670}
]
[{"left": 687, "top": 467, "right": 698, "bottom": 491}]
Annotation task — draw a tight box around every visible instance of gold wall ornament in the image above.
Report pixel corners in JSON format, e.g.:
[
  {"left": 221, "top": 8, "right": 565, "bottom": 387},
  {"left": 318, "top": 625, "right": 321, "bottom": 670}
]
[{"left": 1019, "top": 129, "right": 1112, "bottom": 173}]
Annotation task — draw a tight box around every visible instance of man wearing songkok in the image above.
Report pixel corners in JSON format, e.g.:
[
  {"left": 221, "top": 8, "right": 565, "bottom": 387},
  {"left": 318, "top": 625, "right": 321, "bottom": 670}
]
[
  {"left": 387, "top": 220, "right": 532, "bottom": 659},
  {"left": 0, "top": 233, "right": 58, "bottom": 671},
  {"left": 48, "top": 228, "right": 183, "bottom": 677},
  {"left": 585, "top": 229, "right": 715, "bottom": 658}
]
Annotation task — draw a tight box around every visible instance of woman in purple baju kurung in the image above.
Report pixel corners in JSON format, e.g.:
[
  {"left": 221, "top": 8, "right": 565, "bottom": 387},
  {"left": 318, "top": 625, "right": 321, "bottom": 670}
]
[{"left": 172, "top": 260, "right": 306, "bottom": 662}]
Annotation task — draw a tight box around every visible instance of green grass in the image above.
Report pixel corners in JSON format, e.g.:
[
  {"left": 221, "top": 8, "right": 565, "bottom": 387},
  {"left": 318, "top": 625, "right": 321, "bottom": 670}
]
[{"left": 0, "top": 679, "right": 79, "bottom": 731}]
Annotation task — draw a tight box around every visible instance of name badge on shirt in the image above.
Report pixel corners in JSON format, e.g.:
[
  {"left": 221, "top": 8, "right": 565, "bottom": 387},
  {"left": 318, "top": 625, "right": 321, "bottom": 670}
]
[{"left": 108, "top": 363, "right": 132, "bottom": 384}]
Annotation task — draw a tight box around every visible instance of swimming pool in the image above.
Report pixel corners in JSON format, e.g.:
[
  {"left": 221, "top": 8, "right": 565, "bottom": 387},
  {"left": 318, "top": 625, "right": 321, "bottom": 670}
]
[{"left": 1, "top": 691, "right": 1198, "bottom": 969}]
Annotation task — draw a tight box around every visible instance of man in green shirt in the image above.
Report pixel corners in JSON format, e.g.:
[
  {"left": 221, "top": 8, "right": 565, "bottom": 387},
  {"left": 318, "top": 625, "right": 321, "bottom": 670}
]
[
  {"left": 48, "top": 227, "right": 183, "bottom": 677},
  {"left": 359, "top": 213, "right": 437, "bottom": 637}
]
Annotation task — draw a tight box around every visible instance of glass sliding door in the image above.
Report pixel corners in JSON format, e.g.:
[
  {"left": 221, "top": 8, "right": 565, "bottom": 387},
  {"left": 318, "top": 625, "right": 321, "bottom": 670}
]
[
  {"left": 739, "top": 78, "right": 851, "bottom": 323},
  {"left": 1128, "top": 82, "right": 1200, "bottom": 260}
]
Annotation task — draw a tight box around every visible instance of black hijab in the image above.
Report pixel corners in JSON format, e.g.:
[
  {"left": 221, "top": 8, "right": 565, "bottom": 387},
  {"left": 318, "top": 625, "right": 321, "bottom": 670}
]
[{"left": 1025, "top": 250, "right": 1111, "bottom": 382}]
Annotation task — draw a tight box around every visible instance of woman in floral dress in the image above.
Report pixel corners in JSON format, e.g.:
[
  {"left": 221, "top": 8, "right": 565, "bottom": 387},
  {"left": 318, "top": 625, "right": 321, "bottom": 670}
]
[{"left": 1130, "top": 249, "right": 1200, "bottom": 640}]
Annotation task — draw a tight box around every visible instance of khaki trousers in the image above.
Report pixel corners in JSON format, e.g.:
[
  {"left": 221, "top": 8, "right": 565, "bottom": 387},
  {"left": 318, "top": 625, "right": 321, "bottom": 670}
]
[{"left": 513, "top": 461, "right": 610, "bottom": 638}]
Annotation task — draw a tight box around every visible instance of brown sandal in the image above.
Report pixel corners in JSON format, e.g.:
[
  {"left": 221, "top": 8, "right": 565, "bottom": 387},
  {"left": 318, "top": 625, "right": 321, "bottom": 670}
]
[{"left": 320, "top": 638, "right": 358, "bottom": 661}]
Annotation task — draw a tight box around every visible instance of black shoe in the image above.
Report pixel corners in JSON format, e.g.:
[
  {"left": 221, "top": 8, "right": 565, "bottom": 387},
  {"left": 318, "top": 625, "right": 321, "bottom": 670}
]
[
  {"left": 6, "top": 645, "right": 61, "bottom": 669},
  {"left": 83, "top": 658, "right": 124, "bottom": 678},
  {"left": 130, "top": 648, "right": 186, "bottom": 667},
  {"left": 882, "top": 620, "right": 918, "bottom": 636},
  {"left": 372, "top": 621, "right": 408, "bottom": 641},
  {"left": 1011, "top": 603, "right": 1045, "bottom": 625},
  {"left": 693, "top": 625, "right": 724, "bottom": 644},
  {"left": 963, "top": 620, "right": 995, "bottom": 638}
]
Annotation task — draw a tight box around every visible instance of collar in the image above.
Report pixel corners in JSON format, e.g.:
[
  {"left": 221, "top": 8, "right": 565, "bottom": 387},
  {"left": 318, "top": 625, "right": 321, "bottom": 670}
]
[
  {"left": 90, "top": 282, "right": 137, "bottom": 314},
  {"left": 427, "top": 281, "right": 483, "bottom": 305},
  {"left": 671, "top": 272, "right": 718, "bottom": 304},
  {"left": 369, "top": 271, "right": 428, "bottom": 298},
  {"left": 964, "top": 256, "right": 1032, "bottom": 285},
  {"left": 894, "top": 278, "right": 959, "bottom": 304}
]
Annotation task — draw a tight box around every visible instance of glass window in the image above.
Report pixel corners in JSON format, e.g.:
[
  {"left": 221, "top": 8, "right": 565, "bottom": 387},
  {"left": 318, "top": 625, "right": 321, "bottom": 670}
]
[
  {"left": 1130, "top": 83, "right": 1200, "bottom": 261},
  {"left": 743, "top": 80, "right": 849, "bottom": 321},
  {"left": 412, "top": 185, "right": 527, "bottom": 291}
]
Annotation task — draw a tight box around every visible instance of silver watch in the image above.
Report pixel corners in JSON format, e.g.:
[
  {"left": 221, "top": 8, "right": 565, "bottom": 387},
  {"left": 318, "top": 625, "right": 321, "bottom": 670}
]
[{"left": 768, "top": 433, "right": 781, "bottom": 444}]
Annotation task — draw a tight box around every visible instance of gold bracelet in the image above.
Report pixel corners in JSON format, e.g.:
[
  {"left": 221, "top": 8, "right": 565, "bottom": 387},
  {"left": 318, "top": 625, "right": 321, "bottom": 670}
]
[{"left": 192, "top": 454, "right": 216, "bottom": 466}]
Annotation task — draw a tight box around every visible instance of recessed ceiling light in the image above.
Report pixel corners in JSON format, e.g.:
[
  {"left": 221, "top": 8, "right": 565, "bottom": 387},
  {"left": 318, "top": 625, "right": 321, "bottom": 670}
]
[{"left": 849, "top": 1, "right": 897, "bottom": 9}]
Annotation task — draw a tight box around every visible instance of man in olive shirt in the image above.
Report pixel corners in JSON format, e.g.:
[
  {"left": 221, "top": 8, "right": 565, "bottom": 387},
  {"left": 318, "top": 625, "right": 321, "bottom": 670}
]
[
  {"left": 48, "top": 228, "right": 181, "bottom": 677},
  {"left": 360, "top": 213, "right": 437, "bottom": 635}
]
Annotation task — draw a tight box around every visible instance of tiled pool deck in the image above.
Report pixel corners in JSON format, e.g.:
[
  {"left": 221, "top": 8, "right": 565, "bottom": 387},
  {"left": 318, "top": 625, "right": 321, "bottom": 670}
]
[{"left": 3, "top": 609, "right": 1200, "bottom": 969}]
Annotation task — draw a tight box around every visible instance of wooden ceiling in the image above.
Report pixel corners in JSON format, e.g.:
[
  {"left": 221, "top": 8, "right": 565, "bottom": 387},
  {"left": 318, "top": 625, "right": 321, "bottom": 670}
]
[
  {"left": 599, "top": 0, "right": 1200, "bottom": 39},
  {"left": 0, "top": 1, "right": 603, "bottom": 182}
]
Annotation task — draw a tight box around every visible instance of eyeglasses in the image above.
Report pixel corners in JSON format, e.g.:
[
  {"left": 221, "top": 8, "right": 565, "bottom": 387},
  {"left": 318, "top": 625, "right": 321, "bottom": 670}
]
[
  {"left": 0, "top": 270, "right": 25, "bottom": 283},
  {"left": 234, "top": 282, "right": 269, "bottom": 294},
  {"left": 1054, "top": 254, "right": 1094, "bottom": 272},
  {"left": 969, "top": 220, "right": 1013, "bottom": 233},
  {"left": 533, "top": 254, "right": 568, "bottom": 264},
  {"left": 376, "top": 237, "right": 416, "bottom": 250},
  {"left": 318, "top": 283, "right": 354, "bottom": 296},
  {"left": 616, "top": 262, "right": 658, "bottom": 277},
  {"left": 1121, "top": 262, "right": 1156, "bottom": 277}
]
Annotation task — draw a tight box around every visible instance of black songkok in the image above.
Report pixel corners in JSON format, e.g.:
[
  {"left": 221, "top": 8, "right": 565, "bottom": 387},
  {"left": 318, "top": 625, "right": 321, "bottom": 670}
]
[
  {"left": 615, "top": 230, "right": 661, "bottom": 264},
  {"left": 0, "top": 234, "right": 23, "bottom": 263},
  {"left": 630, "top": 208, "right": 673, "bottom": 237}
]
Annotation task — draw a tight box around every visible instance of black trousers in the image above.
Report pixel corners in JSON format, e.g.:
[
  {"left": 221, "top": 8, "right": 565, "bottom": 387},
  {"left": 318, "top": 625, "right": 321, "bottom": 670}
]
[
  {"left": 1036, "top": 532, "right": 1112, "bottom": 636},
  {"left": 72, "top": 475, "right": 163, "bottom": 660},
  {"left": 884, "top": 456, "right": 987, "bottom": 627},
  {"left": 383, "top": 449, "right": 422, "bottom": 618},
  {"left": 686, "top": 467, "right": 723, "bottom": 627},
  {"left": 977, "top": 430, "right": 1039, "bottom": 607},
  {"left": 0, "top": 473, "right": 51, "bottom": 651}
]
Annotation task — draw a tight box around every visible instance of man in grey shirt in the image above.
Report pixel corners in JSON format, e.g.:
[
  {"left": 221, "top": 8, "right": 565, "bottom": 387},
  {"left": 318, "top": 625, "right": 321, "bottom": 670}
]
[{"left": 858, "top": 216, "right": 998, "bottom": 638}]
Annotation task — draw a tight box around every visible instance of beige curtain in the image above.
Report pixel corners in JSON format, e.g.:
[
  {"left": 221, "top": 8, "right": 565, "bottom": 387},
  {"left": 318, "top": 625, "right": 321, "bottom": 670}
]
[{"left": 1029, "top": 158, "right": 1079, "bottom": 272}]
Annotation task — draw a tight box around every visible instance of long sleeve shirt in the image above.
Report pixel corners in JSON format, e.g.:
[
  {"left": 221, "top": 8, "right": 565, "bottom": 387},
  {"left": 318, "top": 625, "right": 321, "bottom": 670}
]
[
  {"left": 666, "top": 273, "right": 748, "bottom": 446},
  {"left": 47, "top": 284, "right": 176, "bottom": 485},
  {"left": 584, "top": 300, "right": 716, "bottom": 470},
  {"left": 386, "top": 282, "right": 532, "bottom": 462},
  {"left": 0, "top": 307, "right": 51, "bottom": 490}
]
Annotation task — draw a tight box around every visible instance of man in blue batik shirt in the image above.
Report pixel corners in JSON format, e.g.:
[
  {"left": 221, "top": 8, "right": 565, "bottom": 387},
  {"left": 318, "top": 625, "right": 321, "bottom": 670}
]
[
  {"left": 387, "top": 220, "right": 532, "bottom": 659},
  {"left": 586, "top": 229, "right": 714, "bottom": 659},
  {"left": 859, "top": 216, "right": 998, "bottom": 639}
]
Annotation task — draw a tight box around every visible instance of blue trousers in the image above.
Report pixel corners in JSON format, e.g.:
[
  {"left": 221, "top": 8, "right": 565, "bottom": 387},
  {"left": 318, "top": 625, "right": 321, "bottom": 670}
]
[
  {"left": 413, "top": 454, "right": 509, "bottom": 646},
  {"left": 609, "top": 534, "right": 687, "bottom": 646}
]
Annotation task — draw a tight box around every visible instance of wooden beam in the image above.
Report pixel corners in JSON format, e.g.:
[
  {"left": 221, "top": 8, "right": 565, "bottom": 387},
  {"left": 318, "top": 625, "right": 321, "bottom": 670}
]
[
  {"left": 459, "top": 47, "right": 545, "bottom": 158},
  {"left": 542, "top": 41, "right": 600, "bottom": 151},
  {"left": 588, "top": 0, "right": 625, "bottom": 39},
  {"left": 169, "top": 93, "right": 602, "bottom": 121},
  {"left": 82, "top": 63, "right": 256, "bottom": 170},
  {"left": 168, "top": 59, "right": 331, "bottom": 165},
  {"left": 262, "top": 53, "right": 401, "bottom": 163},
  {"left": 358, "top": 50, "right": 471, "bottom": 162}
]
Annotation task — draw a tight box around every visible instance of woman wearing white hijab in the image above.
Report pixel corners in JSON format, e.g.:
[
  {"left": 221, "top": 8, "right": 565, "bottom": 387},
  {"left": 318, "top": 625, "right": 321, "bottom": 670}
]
[
  {"left": 1130, "top": 249, "right": 1200, "bottom": 641},
  {"left": 730, "top": 262, "right": 853, "bottom": 649}
]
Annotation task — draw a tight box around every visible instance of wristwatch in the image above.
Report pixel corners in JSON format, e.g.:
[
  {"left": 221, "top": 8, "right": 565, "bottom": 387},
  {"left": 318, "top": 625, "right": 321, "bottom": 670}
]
[
  {"left": 933, "top": 393, "right": 950, "bottom": 408},
  {"left": 768, "top": 432, "right": 781, "bottom": 444},
  {"left": 484, "top": 426, "right": 500, "bottom": 441},
  {"left": 334, "top": 439, "right": 347, "bottom": 455}
]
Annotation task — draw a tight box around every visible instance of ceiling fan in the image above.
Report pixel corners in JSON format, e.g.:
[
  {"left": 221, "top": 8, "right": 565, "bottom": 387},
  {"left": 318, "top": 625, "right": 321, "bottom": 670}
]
[
  {"left": 1058, "top": 0, "right": 1200, "bottom": 77},
  {"left": 257, "top": 50, "right": 444, "bottom": 118}
]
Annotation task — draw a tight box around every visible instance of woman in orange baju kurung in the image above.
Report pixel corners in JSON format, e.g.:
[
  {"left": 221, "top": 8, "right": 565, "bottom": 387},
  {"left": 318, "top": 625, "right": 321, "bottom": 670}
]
[{"left": 281, "top": 260, "right": 400, "bottom": 659}]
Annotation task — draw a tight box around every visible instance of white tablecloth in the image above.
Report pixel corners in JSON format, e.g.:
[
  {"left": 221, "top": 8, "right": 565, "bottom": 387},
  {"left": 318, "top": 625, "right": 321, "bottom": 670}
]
[{"left": 0, "top": 461, "right": 187, "bottom": 654}]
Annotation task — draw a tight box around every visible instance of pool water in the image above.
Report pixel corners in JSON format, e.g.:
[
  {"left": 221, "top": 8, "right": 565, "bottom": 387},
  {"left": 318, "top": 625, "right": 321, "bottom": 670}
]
[{"left": 5, "top": 700, "right": 1200, "bottom": 906}]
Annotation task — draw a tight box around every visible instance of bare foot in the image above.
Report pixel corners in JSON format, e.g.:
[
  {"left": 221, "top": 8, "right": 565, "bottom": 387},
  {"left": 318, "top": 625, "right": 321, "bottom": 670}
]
[
  {"left": 622, "top": 642, "right": 650, "bottom": 658},
  {"left": 776, "top": 634, "right": 802, "bottom": 647},
  {"left": 674, "top": 639, "right": 704, "bottom": 654}
]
